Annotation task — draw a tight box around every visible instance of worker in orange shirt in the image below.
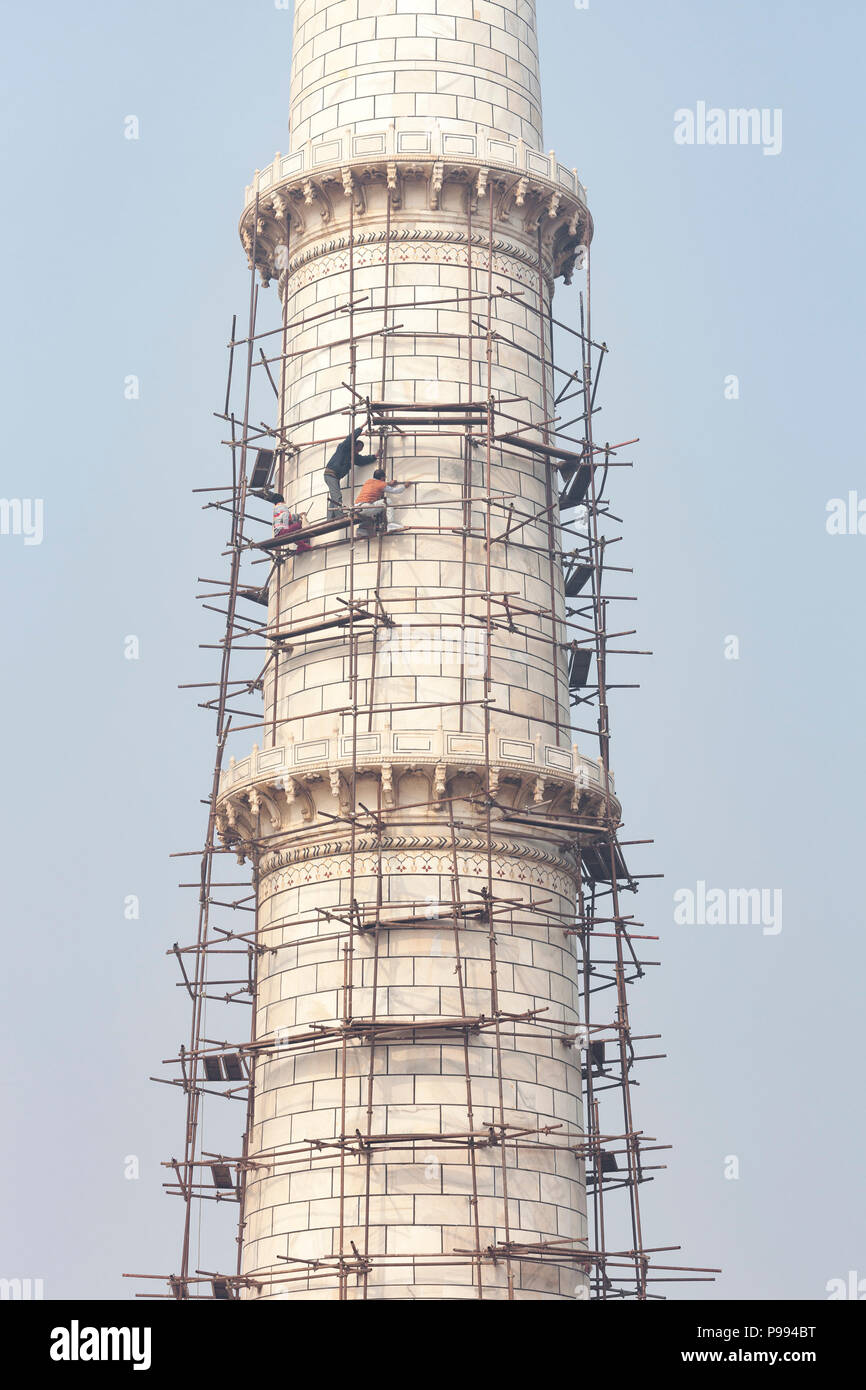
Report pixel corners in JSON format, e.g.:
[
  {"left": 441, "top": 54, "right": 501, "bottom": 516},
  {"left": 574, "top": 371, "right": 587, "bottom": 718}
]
[{"left": 354, "top": 468, "right": 410, "bottom": 535}]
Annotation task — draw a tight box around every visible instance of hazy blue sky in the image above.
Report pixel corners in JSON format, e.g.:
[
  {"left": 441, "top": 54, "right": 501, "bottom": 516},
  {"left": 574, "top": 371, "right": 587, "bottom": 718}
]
[{"left": 1, "top": 0, "right": 863, "bottom": 1300}]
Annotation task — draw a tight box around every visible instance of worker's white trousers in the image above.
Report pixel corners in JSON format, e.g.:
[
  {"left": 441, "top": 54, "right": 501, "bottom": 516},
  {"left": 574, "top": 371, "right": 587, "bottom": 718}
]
[{"left": 356, "top": 500, "right": 397, "bottom": 528}]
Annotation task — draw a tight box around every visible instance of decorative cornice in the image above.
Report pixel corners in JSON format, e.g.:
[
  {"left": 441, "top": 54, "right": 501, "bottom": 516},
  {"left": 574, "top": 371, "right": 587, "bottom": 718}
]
[
  {"left": 258, "top": 830, "right": 581, "bottom": 884},
  {"left": 214, "top": 751, "right": 620, "bottom": 867},
  {"left": 241, "top": 146, "right": 591, "bottom": 290},
  {"left": 222, "top": 735, "right": 615, "bottom": 800},
  {"left": 281, "top": 223, "right": 548, "bottom": 285},
  {"left": 244, "top": 127, "right": 588, "bottom": 213}
]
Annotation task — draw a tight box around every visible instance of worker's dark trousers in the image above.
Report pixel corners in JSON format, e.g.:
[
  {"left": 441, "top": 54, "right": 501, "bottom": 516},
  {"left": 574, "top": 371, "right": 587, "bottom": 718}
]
[{"left": 324, "top": 471, "right": 343, "bottom": 518}]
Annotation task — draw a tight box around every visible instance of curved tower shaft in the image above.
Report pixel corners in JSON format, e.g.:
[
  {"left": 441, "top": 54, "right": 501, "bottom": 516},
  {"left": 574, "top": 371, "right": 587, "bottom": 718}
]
[{"left": 221, "top": 0, "right": 603, "bottom": 1300}]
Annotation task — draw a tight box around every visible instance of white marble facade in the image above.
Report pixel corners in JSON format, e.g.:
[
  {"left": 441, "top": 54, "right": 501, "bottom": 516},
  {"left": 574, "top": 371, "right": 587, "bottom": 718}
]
[
  {"left": 230, "top": 0, "right": 596, "bottom": 1299},
  {"left": 289, "top": 0, "right": 544, "bottom": 148}
]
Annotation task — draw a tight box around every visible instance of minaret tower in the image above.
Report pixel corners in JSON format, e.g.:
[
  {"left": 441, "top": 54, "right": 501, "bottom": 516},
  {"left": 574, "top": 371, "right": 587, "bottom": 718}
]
[{"left": 219, "top": 0, "right": 606, "bottom": 1300}]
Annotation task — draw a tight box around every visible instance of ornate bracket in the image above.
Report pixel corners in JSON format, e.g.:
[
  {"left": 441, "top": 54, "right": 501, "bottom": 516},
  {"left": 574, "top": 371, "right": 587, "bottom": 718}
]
[
  {"left": 381, "top": 762, "right": 395, "bottom": 808},
  {"left": 471, "top": 167, "right": 489, "bottom": 214},
  {"left": 341, "top": 166, "right": 366, "bottom": 215},
  {"left": 386, "top": 161, "right": 402, "bottom": 208},
  {"left": 429, "top": 161, "right": 444, "bottom": 211},
  {"left": 329, "top": 767, "right": 351, "bottom": 818},
  {"left": 302, "top": 179, "right": 331, "bottom": 225},
  {"left": 433, "top": 761, "right": 448, "bottom": 807}
]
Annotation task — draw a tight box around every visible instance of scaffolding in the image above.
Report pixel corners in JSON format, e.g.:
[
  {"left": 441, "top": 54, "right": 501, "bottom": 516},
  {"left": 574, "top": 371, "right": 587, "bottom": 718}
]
[{"left": 126, "top": 178, "right": 716, "bottom": 1302}]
